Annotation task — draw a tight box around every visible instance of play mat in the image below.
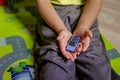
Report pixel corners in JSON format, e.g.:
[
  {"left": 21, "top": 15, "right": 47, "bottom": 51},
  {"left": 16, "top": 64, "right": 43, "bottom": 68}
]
[{"left": 0, "top": 0, "right": 120, "bottom": 80}]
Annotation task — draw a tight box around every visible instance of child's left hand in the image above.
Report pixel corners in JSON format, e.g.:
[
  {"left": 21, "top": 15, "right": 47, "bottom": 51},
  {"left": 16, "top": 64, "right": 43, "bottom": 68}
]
[{"left": 73, "top": 28, "right": 92, "bottom": 55}]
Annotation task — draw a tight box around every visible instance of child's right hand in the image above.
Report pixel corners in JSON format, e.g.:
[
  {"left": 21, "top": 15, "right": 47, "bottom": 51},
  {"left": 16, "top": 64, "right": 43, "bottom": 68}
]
[{"left": 57, "top": 29, "right": 78, "bottom": 61}]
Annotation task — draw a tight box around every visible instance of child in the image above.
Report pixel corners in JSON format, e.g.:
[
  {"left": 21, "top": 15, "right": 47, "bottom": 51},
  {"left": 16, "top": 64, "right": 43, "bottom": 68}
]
[{"left": 34, "top": 0, "right": 119, "bottom": 80}]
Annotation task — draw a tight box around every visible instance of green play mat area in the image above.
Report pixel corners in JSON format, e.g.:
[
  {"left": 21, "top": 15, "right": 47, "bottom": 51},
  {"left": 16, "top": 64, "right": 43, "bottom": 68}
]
[{"left": 0, "top": 0, "right": 120, "bottom": 80}]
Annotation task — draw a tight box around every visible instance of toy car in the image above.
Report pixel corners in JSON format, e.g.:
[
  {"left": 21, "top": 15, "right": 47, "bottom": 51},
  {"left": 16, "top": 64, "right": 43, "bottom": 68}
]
[{"left": 66, "top": 35, "right": 80, "bottom": 52}]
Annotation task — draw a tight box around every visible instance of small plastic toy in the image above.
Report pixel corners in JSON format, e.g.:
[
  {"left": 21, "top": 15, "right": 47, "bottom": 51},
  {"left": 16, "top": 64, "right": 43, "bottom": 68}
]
[{"left": 66, "top": 35, "right": 80, "bottom": 52}]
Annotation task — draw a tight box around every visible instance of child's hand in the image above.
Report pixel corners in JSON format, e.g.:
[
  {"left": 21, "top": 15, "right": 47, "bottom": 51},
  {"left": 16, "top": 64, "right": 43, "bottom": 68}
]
[
  {"left": 73, "top": 28, "right": 92, "bottom": 55},
  {"left": 57, "top": 30, "right": 78, "bottom": 61}
]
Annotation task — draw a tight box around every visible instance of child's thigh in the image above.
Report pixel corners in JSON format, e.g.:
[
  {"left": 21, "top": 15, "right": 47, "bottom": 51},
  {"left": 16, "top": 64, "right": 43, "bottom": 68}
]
[
  {"left": 76, "top": 39, "right": 111, "bottom": 80},
  {"left": 37, "top": 49, "right": 76, "bottom": 80}
]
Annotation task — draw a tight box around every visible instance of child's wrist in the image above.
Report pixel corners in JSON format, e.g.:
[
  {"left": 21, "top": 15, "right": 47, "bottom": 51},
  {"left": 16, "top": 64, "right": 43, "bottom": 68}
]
[
  {"left": 57, "top": 28, "right": 68, "bottom": 34},
  {"left": 57, "top": 29, "right": 72, "bottom": 40}
]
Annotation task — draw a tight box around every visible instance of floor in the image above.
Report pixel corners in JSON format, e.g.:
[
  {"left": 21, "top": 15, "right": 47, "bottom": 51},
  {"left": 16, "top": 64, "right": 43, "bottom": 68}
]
[{"left": 98, "top": 0, "right": 120, "bottom": 52}]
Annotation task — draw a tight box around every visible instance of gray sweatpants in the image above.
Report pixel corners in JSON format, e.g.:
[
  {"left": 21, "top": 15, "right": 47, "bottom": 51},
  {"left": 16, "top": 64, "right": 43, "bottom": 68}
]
[{"left": 35, "top": 5, "right": 111, "bottom": 80}]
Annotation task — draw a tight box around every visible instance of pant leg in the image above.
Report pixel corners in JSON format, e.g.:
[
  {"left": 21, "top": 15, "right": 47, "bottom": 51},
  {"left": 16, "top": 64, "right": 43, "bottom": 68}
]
[
  {"left": 75, "top": 20, "right": 111, "bottom": 80},
  {"left": 36, "top": 45, "right": 76, "bottom": 80}
]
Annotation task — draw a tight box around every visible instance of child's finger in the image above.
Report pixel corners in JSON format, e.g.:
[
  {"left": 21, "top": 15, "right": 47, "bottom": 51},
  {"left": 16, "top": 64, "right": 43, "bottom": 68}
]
[
  {"left": 82, "top": 40, "right": 90, "bottom": 52},
  {"left": 86, "top": 30, "right": 93, "bottom": 38},
  {"left": 67, "top": 52, "right": 76, "bottom": 61},
  {"left": 61, "top": 49, "right": 75, "bottom": 61},
  {"left": 62, "top": 50, "right": 70, "bottom": 59},
  {"left": 71, "top": 53, "right": 77, "bottom": 59},
  {"left": 76, "top": 43, "right": 82, "bottom": 55}
]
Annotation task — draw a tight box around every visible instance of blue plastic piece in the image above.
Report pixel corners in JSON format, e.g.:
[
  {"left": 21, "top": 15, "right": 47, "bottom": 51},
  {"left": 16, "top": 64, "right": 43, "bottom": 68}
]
[{"left": 66, "top": 35, "right": 80, "bottom": 52}]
